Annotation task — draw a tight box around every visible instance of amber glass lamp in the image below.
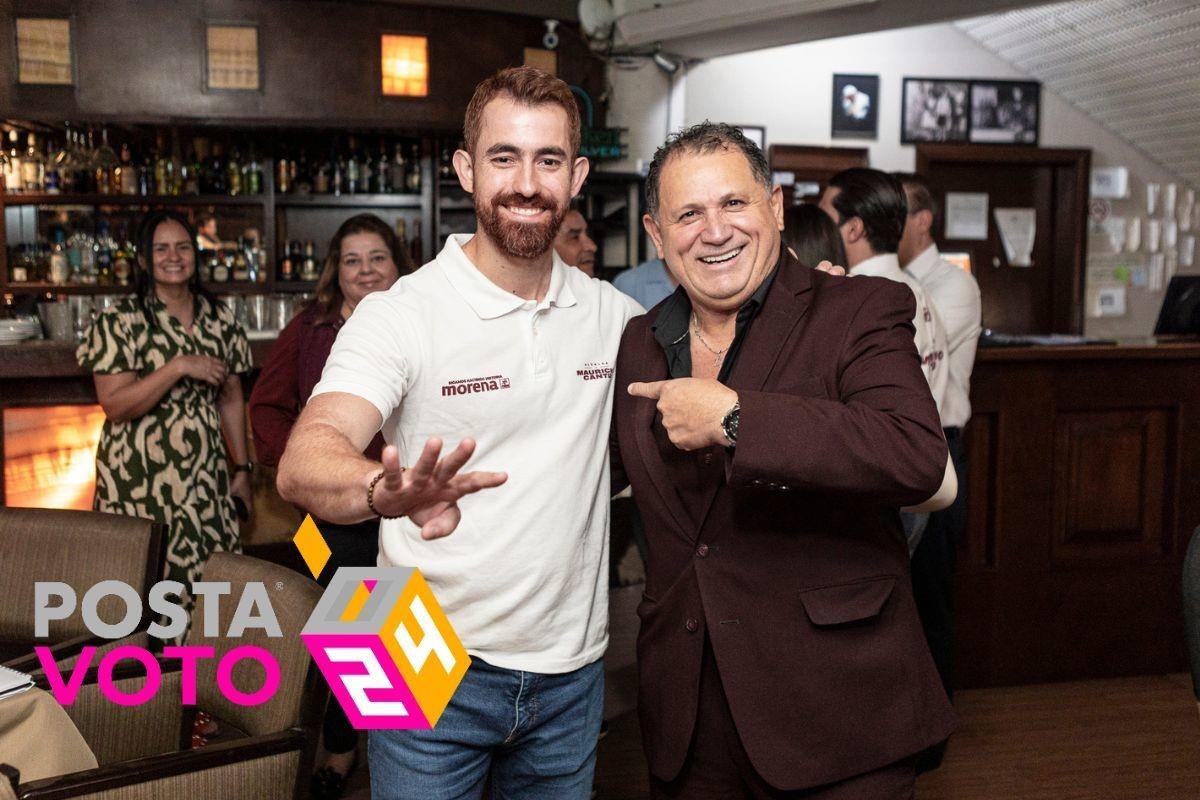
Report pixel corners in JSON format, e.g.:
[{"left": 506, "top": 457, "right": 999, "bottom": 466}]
[{"left": 382, "top": 35, "right": 428, "bottom": 97}]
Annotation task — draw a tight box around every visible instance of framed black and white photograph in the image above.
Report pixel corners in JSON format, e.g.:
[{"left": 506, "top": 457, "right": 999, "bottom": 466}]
[
  {"left": 15, "top": 17, "right": 74, "bottom": 85},
  {"left": 969, "top": 79, "right": 1040, "bottom": 144},
  {"left": 831, "top": 74, "right": 879, "bottom": 139},
  {"left": 901, "top": 78, "right": 969, "bottom": 144},
  {"left": 735, "top": 125, "right": 766, "bottom": 151}
]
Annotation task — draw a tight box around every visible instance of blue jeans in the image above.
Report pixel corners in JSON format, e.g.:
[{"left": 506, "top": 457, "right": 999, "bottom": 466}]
[{"left": 368, "top": 656, "right": 604, "bottom": 800}]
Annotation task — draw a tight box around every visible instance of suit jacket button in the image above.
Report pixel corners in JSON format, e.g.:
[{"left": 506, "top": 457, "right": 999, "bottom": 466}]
[
  {"left": 685, "top": 618, "right": 699, "bottom": 633},
  {"left": 696, "top": 544, "right": 709, "bottom": 558}
]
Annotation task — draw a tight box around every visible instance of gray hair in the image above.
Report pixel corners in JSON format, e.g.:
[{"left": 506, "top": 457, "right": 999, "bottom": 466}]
[{"left": 645, "top": 121, "right": 771, "bottom": 218}]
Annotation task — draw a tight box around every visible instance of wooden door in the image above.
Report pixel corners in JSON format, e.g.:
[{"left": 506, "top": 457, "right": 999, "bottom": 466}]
[{"left": 916, "top": 145, "right": 1090, "bottom": 335}]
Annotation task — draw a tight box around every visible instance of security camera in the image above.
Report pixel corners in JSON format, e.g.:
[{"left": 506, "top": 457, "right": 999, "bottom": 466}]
[{"left": 543, "top": 19, "right": 560, "bottom": 51}]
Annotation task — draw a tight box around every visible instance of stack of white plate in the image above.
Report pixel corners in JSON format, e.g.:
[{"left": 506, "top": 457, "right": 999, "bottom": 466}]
[{"left": 0, "top": 316, "right": 42, "bottom": 345}]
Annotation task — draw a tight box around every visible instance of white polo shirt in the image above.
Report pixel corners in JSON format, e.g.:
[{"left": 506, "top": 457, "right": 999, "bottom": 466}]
[
  {"left": 312, "top": 234, "right": 643, "bottom": 674},
  {"left": 850, "top": 253, "right": 950, "bottom": 417},
  {"left": 906, "top": 245, "right": 982, "bottom": 429}
]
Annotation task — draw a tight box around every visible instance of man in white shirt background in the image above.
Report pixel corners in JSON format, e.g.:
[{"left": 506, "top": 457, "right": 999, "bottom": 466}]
[
  {"left": 819, "top": 169, "right": 949, "bottom": 417},
  {"left": 895, "top": 171, "right": 983, "bottom": 767},
  {"left": 613, "top": 257, "right": 678, "bottom": 310},
  {"left": 278, "top": 66, "right": 641, "bottom": 799}
]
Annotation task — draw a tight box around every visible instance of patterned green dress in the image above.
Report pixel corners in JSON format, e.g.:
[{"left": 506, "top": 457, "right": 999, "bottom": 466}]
[{"left": 77, "top": 295, "right": 251, "bottom": 589}]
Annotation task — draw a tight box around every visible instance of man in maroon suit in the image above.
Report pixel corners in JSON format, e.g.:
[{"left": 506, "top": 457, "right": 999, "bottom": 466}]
[{"left": 615, "top": 121, "right": 955, "bottom": 798}]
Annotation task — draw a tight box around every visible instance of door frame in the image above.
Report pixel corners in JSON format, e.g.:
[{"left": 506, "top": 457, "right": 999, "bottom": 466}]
[{"left": 916, "top": 144, "right": 1091, "bottom": 334}]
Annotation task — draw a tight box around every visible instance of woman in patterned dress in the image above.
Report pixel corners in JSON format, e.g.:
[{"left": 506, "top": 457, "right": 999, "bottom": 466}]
[{"left": 77, "top": 209, "right": 253, "bottom": 593}]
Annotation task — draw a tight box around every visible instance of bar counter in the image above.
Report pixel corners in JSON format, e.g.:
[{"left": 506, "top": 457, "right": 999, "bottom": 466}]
[{"left": 3, "top": 340, "right": 1199, "bottom": 689}]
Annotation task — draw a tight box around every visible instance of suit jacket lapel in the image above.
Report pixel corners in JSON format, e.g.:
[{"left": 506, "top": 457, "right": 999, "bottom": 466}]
[
  {"left": 692, "top": 253, "right": 816, "bottom": 533},
  {"left": 630, "top": 322, "right": 695, "bottom": 542}
]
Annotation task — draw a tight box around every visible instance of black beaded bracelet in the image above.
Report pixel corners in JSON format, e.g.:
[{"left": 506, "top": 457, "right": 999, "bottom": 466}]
[{"left": 367, "top": 468, "right": 404, "bottom": 519}]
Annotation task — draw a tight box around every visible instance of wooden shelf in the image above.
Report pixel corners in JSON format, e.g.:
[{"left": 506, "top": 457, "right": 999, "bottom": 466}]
[
  {"left": 0, "top": 193, "right": 267, "bottom": 207},
  {"left": 2, "top": 282, "right": 134, "bottom": 295},
  {"left": 276, "top": 193, "right": 422, "bottom": 208}
]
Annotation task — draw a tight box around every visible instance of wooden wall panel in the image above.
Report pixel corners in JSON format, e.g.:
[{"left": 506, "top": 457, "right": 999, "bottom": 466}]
[
  {"left": 955, "top": 347, "right": 1199, "bottom": 688},
  {"left": 0, "top": 0, "right": 605, "bottom": 131}
]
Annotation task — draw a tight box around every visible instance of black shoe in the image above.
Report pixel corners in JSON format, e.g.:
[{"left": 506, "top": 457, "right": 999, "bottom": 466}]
[{"left": 310, "top": 751, "right": 359, "bottom": 799}]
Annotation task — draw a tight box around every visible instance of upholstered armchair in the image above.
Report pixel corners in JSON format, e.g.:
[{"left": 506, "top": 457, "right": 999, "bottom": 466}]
[{"left": 15, "top": 553, "right": 327, "bottom": 800}]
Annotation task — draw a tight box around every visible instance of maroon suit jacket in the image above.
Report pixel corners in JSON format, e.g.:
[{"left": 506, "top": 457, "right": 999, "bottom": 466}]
[{"left": 613, "top": 250, "right": 956, "bottom": 790}]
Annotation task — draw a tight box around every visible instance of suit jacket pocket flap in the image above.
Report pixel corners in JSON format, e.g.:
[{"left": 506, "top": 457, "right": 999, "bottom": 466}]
[{"left": 799, "top": 576, "right": 897, "bottom": 626}]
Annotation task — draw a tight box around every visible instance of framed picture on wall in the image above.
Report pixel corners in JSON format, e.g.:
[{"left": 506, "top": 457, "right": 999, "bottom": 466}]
[
  {"left": 969, "top": 79, "right": 1040, "bottom": 145},
  {"left": 901, "top": 78, "right": 969, "bottom": 144},
  {"left": 831, "top": 74, "right": 879, "bottom": 139},
  {"left": 735, "top": 125, "right": 766, "bottom": 151}
]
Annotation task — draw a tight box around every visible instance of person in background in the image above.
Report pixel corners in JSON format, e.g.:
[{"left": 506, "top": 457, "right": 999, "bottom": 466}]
[
  {"left": 895, "top": 171, "right": 983, "bottom": 765},
  {"left": 819, "top": 168, "right": 954, "bottom": 556},
  {"left": 196, "top": 212, "right": 221, "bottom": 251},
  {"left": 783, "top": 202, "right": 847, "bottom": 268},
  {"left": 554, "top": 204, "right": 598, "bottom": 277},
  {"left": 249, "top": 213, "right": 410, "bottom": 799},
  {"left": 77, "top": 209, "right": 253, "bottom": 596},
  {"left": 613, "top": 256, "right": 677, "bottom": 310}
]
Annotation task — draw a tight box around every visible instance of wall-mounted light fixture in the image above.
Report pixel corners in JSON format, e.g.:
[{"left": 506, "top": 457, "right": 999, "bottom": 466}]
[{"left": 382, "top": 34, "right": 428, "bottom": 97}]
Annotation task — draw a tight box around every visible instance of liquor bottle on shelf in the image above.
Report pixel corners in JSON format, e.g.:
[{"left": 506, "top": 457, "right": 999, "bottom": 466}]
[
  {"left": 153, "top": 132, "right": 169, "bottom": 196},
  {"left": 294, "top": 149, "right": 311, "bottom": 194},
  {"left": 95, "top": 220, "right": 115, "bottom": 285},
  {"left": 187, "top": 141, "right": 204, "bottom": 195},
  {"left": 117, "top": 142, "right": 137, "bottom": 195},
  {"left": 139, "top": 149, "right": 153, "bottom": 196},
  {"left": 331, "top": 151, "right": 345, "bottom": 196},
  {"left": 346, "top": 137, "right": 361, "bottom": 195},
  {"left": 374, "top": 140, "right": 390, "bottom": 194},
  {"left": 112, "top": 234, "right": 133, "bottom": 287},
  {"left": 276, "top": 148, "right": 291, "bottom": 194},
  {"left": 244, "top": 147, "right": 263, "bottom": 195},
  {"left": 227, "top": 147, "right": 243, "bottom": 196},
  {"left": 389, "top": 142, "right": 406, "bottom": 194},
  {"left": 198, "top": 249, "right": 217, "bottom": 282},
  {"left": 44, "top": 139, "right": 62, "bottom": 195},
  {"left": 207, "top": 141, "right": 227, "bottom": 195},
  {"left": 211, "top": 251, "right": 232, "bottom": 283},
  {"left": 49, "top": 227, "right": 70, "bottom": 285},
  {"left": 313, "top": 158, "right": 330, "bottom": 194},
  {"left": 9, "top": 245, "right": 29, "bottom": 282},
  {"left": 182, "top": 146, "right": 200, "bottom": 196},
  {"left": 167, "top": 130, "right": 184, "bottom": 196},
  {"left": 5, "top": 130, "right": 23, "bottom": 193},
  {"left": 232, "top": 237, "right": 250, "bottom": 282},
  {"left": 300, "top": 240, "right": 319, "bottom": 281},
  {"left": 406, "top": 142, "right": 422, "bottom": 192},
  {"left": 438, "top": 144, "right": 454, "bottom": 179},
  {"left": 96, "top": 128, "right": 118, "bottom": 195},
  {"left": 22, "top": 133, "right": 45, "bottom": 193},
  {"left": 69, "top": 227, "right": 97, "bottom": 284}
]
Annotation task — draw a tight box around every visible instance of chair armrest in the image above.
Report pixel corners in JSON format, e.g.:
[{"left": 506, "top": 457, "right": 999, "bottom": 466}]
[
  {"left": 54, "top": 660, "right": 186, "bottom": 766},
  {"left": 4, "top": 634, "right": 103, "bottom": 673},
  {"left": 17, "top": 729, "right": 306, "bottom": 800}
]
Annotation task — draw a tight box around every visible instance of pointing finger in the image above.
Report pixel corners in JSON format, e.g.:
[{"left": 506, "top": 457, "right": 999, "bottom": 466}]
[{"left": 628, "top": 381, "right": 666, "bottom": 400}]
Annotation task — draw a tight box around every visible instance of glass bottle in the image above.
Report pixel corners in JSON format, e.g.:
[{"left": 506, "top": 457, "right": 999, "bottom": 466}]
[
  {"left": 227, "top": 147, "right": 243, "bottom": 196},
  {"left": 389, "top": 142, "right": 406, "bottom": 194},
  {"left": 301, "top": 240, "right": 318, "bottom": 281},
  {"left": 119, "top": 142, "right": 139, "bottom": 195},
  {"left": 5, "top": 130, "right": 23, "bottom": 193},
  {"left": 94, "top": 220, "right": 114, "bottom": 285},
  {"left": 374, "top": 140, "right": 390, "bottom": 194},
  {"left": 44, "top": 139, "right": 61, "bottom": 195},
  {"left": 346, "top": 137, "right": 360, "bottom": 195},
  {"left": 232, "top": 237, "right": 250, "bottom": 282},
  {"left": 95, "top": 128, "right": 118, "bottom": 195},
  {"left": 208, "top": 141, "right": 228, "bottom": 195},
  {"left": 406, "top": 142, "right": 421, "bottom": 192},
  {"left": 22, "top": 133, "right": 45, "bottom": 193},
  {"left": 112, "top": 232, "right": 133, "bottom": 286},
  {"left": 276, "top": 148, "right": 291, "bottom": 194},
  {"left": 153, "top": 132, "right": 169, "bottom": 196},
  {"left": 244, "top": 147, "right": 263, "bottom": 195},
  {"left": 49, "top": 227, "right": 70, "bottom": 284}
]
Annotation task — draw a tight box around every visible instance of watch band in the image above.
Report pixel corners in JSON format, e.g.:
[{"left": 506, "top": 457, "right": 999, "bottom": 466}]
[
  {"left": 722, "top": 402, "right": 740, "bottom": 446},
  {"left": 233, "top": 462, "right": 253, "bottom": 474}
]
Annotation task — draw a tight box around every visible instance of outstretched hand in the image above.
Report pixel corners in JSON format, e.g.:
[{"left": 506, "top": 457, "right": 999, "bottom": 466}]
[{"left": 370, "top": 437, "right": 507, "bottom": 539}]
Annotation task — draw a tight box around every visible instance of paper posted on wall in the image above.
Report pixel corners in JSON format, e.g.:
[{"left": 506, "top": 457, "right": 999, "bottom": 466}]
[{"left": 994, "top": 208, "right": 1036, "bottom": 267}]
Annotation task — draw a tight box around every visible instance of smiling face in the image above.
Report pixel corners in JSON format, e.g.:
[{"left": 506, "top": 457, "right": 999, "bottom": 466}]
[
  {"left": 553, "top": 209, "right": 597, "bottom": 276},
  {"left": 643, "top": 146, "right": 783, "bottom": 314},
  {"left": 338, "top": 231, "right": 401, "bottom": 313},
  {"left": 150, "top": 219, "right": 196, "bottom": 287},
  {"left": 454, "top": 97, "right": 589, "bottom": 261}
]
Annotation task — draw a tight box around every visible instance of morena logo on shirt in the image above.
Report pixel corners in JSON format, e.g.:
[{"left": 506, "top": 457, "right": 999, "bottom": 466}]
[{"left": 440, "top": 374, "right": 512, "bottom": 396}]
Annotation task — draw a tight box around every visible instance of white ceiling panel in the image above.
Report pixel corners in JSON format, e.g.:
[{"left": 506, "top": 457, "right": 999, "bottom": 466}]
[{"left": 958, "top": 0, "right": 1200, "bottom": 187}]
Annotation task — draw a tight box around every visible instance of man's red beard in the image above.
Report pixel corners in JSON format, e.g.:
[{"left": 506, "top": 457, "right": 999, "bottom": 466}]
[{"left": 476, "top": 191, "right": 566, "bottom": 260}]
